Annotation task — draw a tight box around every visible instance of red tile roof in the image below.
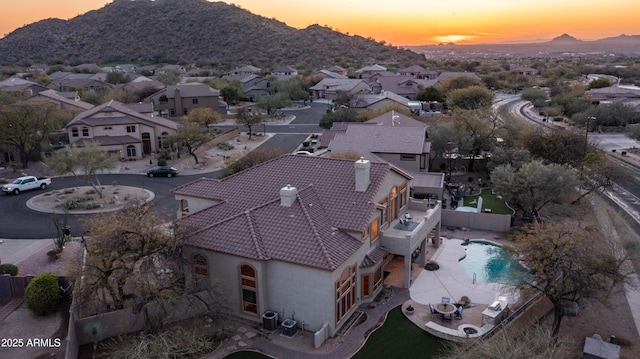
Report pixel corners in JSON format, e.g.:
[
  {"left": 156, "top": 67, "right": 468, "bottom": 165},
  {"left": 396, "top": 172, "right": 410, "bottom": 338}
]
[{"left": 174, "top": 155, "right": 407, "bottom": 270}]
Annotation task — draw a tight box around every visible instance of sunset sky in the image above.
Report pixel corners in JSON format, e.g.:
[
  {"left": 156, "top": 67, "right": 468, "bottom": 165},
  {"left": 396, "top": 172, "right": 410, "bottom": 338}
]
[{"left": 1, "top": 0, "right": 639, "bottom": 45}]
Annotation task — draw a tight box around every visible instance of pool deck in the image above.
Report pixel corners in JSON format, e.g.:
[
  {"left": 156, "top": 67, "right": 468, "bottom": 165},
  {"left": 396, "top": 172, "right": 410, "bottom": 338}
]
[{"left": 405, "top": 237, "right": 522, "bottom": 340}]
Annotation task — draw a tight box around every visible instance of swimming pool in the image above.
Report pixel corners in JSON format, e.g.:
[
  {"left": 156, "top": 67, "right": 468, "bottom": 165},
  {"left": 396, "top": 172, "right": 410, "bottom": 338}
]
[{"left": 458, "top": 241, "right": 531, "bottom": 285}]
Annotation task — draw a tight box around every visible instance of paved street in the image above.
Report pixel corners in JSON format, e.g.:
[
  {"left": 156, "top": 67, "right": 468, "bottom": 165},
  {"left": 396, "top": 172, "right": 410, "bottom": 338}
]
[{"left": 0, "top": 102, "right": 324, "bottom": 241}]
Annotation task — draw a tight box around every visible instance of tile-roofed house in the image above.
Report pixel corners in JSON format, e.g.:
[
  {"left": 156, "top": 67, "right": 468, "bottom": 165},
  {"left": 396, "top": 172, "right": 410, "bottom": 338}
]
[
  {"left": 323, "top": 111, "right": 443, "bottom": 199},
  {"left": 270, "top": 66, "right": 298, "bottom": 78},
  {"left": 349, "top": 91, "right": 412, "bottom": 112},
  {"left": 28, "top": 89, "right": 95, "bottom": 111},
  {"left": 309, "top": 78, "right": 371, "bottom": 101},
  {"left": 398, "top": 65, "right": 437, "bottom": 79},
  {"left": 146, "top": 83, "right": 227, "bottom": 116},
  {"left": 354, "top": 64, "right": 387, "bottom": 79},
  {"left": 172, "top": 154, "right": 442, "bottom": 341},
  {"left": 65, "top": 100, "right": 177, "bottom": 159},
  {"left": 219, "top": 74, "right": 273, "bottom": 102},
  {"left": 227, "top": 65, "right": 262, "bottom": 76},
  {"left": 325, "top": 65, "right": 348, "bottom": 76},
  {"left": 312, "top": 69, "right": 348, "bottom": 79}
]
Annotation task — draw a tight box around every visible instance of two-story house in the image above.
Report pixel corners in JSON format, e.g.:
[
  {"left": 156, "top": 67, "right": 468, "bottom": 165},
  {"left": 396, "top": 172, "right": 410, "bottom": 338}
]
[
  {"left": 270, "top": 66, "right": 298, "bottom": 79},
  {"left": 171, "top": 154, "right": 442, "bottom": 343},
  {"left": 309, "top": 79, "right": 371, "bottom": 101},
  {"left": 64, "top": 100, "right": 177, "bottom": 159},
  {"left": 147, "top": 83, "right": 227, "bottom": 117}
]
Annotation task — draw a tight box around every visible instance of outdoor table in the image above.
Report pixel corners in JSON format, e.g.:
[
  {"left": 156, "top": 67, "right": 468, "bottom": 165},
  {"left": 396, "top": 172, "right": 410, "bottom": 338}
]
[{"left": 435, "top": 303, "right": 457, "bottom": 320}]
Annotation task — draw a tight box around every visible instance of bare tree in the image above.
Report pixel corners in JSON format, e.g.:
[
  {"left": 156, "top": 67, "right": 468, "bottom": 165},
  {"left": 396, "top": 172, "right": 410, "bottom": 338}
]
[
  {"left": 514, "top": 221, "right": 637, "bottom": 344},
  {"left": 236, "top": 106, "right": 263, "bottom": 140},
  {"left": 45, "top": 142, "right": 119, "bottom": 198}
]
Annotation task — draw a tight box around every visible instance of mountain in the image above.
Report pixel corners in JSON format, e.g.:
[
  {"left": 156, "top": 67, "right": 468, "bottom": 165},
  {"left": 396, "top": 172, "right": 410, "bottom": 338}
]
[
  {"left": 0, "top": 0, "right": 423, "bottom": 70},
  {"left": 548, "top": 33, "right": 583, "bottom": 44},
  {"left": 406, "top": 34, "right": 640, "bottom": 57}
]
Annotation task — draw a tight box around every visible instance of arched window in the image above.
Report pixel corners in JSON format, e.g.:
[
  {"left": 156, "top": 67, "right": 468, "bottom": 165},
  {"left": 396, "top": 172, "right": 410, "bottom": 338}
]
[
  {"left": 240, "top": 264, "right": 258, "bottom": 315},
  {"left": 193, "top": 254, "right": 208, "bottom": 277},
  {"left": 335, "top": 265, "right": 356, "bottom": 324}
]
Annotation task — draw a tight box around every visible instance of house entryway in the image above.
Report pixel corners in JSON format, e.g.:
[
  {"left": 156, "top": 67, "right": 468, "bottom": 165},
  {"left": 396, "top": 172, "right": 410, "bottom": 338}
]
[{"left": 383, "top": 255, "right": 424, "bottom": 288}]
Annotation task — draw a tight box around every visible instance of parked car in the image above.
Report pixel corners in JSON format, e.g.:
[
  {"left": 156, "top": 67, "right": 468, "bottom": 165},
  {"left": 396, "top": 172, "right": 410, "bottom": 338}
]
[
  {"left": 2, "top": 175, "right": 51, "bottom": 195},
  {"left": 295, "top": 150, "right": 312, "bottom": 156},
  {"left": 146, "top": 167, "right": 179, "bottom": 177}
]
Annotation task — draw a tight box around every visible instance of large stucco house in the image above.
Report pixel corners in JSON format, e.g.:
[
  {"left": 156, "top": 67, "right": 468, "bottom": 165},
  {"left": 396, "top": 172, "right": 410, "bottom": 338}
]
[
  {"left": 171, "top": 154, "right": 442, "bottom": 343},
  {"left": 64, "top": 100, "right": 177, "bottom": 160},
  {"left": 147, "top": 83, "right": 227, "bottom": 117}
]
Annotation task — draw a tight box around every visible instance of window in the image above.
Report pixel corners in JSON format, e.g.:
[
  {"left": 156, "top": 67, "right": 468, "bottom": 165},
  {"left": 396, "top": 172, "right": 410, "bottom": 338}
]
[
  {"left": 389, "top": 186, "right": 398, "bottom": 222},
  {"left": 373, "top": 265, "right": 384, "bottom": 292},
  {"left": 126, "top": 145, "right": 136, "bottom": 158},
  {"left": 193, "top": 254, "right": 208, "bottom": 277},
  {"left": 370, "top": 217, "right": 380, "bottom": 243},
  {"left": 362, "top": 274, "right": 371, "bottom": 298},
  {"left": 71, "top": 128, "right": 78, "bottom": 137},
  {"left": 192, "top": 98, "right": 198, "bottom": 104},
  {"left": 400, "top": 183, "right": 408, "bottom": 209},
  {"left": 401, "top": 154, "right": 416, "bottom": 161},
  {"left": 361, "top": 226, "right": 369, "bottom": 240},
  {"left": 104, "top": 126, "right": 112, "bottom": 130},
  {"left": 82, "top": 127, "right": 89, "bottom": 136},
  {"left": 126, "top": 125, "right": 136, "bottom": 133},
  {"left": 378, "top": 198, "right": 388, "bottom": 226},
  {"left": 170, "top": 109, "right": 175, "bottom": 116},
  {"left": 183, "top": 108, "right": 188, "bottom": 115},
  {"left": 335, "top": 265, "right": 356, "bottom": 324},
  {"left": 240, "top": 264, "right": 258, "bottom": 315}
]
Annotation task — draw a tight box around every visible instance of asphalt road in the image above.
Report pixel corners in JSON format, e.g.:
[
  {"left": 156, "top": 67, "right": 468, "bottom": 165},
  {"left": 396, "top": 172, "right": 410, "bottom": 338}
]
[{"left": 0, "top": 101, "right": 325, "bottom": 240}]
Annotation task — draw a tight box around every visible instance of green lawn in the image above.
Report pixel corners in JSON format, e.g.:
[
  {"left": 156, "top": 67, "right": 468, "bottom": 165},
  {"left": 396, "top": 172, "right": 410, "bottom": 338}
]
[
  {"left": 351, "top": 306, "right": 446, "bottom": 359},
  {"left": 224, "top": 307, "right": 447, "bottom": 359},
  {"left": 463, "top": 188, "right": 514, "bottom": 215}
]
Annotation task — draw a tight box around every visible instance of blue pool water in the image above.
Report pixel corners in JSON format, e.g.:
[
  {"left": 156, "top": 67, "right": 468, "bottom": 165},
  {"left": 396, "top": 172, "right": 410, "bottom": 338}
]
[{"left": 459, "top": 241, "right": 531, "bottom": 285}]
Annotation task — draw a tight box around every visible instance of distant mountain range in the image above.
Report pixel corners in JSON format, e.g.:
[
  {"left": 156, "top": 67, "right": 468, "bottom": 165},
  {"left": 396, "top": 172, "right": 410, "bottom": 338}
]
[
  {"left": 406, "top": 33, "right": 640, "bottom": 56},
  {"left": 0, "top": 0, "right": 423, "bottom": 70}
]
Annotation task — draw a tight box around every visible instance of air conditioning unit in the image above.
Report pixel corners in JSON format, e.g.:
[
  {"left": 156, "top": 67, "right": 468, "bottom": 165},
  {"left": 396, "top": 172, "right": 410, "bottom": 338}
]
[{"left": 488, "top": 301, "right": 501, "bottom": 311}]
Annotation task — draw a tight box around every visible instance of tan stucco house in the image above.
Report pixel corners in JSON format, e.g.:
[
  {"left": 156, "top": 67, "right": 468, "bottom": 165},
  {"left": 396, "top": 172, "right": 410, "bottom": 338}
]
[
  {"left": 147, "top": 83, "right": 227, "bottom": 116},
  {"left": 171, "top": 154, "right": 442, "bottom": 343},
  {"left": 64, "top": 100, "right": 177, "bottom": 160}
]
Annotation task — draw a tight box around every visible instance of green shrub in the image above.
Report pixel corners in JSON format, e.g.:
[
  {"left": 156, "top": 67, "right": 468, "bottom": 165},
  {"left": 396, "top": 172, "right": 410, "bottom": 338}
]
[
  {"left": 302, "top": 141, "right": 310, "bottom": 147},
  {"left": 217, "top": 142, "right": 234, "bottom": 151},
  {"left": 25, "top": 272, "right": 61, "bottom": 316},
  {"left": 0, "top": 263, "right": 19, "bottom": 276},
  {"left": 157, "top": 158, "right": 167, "bottom": 166}
]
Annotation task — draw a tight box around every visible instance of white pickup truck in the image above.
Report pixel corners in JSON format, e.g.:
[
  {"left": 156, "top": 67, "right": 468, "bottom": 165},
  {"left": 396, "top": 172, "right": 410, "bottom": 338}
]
[{"left": 2, "top": 175, "right": 52, "bottom": 195}]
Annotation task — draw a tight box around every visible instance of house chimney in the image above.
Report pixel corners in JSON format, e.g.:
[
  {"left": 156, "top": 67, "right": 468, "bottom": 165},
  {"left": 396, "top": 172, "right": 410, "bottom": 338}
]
[
  {"left": 280, "top": 184, "right": 297, "bottom": 207},
  {"left": 355, "top": 157, "right": 371, "bottom": 192}
]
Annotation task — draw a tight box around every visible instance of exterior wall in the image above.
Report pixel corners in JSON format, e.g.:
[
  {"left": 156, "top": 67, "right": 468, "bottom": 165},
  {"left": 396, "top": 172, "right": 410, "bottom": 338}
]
[
  {"left": 174, "top": 195, "right": 221, "bottom": 218},
  {"left": 375, "top": 152, "right": 426, "bottom": 174},
  {"left": 441, "top": 209, "right": 512, "bottom": 232},
  {"left": 187, "top": 248, "right": 361, "bottom": 338}
]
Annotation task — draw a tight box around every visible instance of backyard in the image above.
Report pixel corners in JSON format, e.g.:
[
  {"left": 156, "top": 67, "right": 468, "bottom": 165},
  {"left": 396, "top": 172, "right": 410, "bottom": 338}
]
[{"left": 462, "top": 188, "right": 514, "bottom": 215}]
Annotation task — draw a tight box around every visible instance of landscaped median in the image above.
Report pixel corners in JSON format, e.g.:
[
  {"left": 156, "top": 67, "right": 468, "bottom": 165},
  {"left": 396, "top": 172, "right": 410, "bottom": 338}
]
[{"left": 26, "top": 186, "right": 154, "bottom": 214}]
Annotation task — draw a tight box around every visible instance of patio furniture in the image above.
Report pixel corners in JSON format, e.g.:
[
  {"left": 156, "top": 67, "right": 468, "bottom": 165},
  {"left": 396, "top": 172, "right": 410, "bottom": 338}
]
[
  {"left": 435, "top": 302, "right": 457, "bottom": 322},
  {"left": 429, "top": 303, "right": 438, "bottom": 316},
  {"left": 441, "top": 297, "right": 450, "bottom": 304},
  {"left": 454, "top": 306, "right": 463, "bottom": 320}
]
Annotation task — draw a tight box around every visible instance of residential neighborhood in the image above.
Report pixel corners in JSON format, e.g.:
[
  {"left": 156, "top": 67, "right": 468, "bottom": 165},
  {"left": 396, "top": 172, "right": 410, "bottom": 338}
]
[{"left": 1, "top": 5, "right": 640, "bottom": 359}]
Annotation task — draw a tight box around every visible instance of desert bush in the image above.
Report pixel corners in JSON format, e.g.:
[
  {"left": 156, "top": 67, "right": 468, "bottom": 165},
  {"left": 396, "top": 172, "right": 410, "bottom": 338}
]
[
  {"left": 0, "top": 263, "right": 19, "bottom": 276},
  {"left": 424, "top": 260, "right": 440, "bottom": 271},
  {"left": 24, "top": 272, "right": 61, "bottom": 316},
  {"left": 217, "top": 142, "right": 234, "bottom": 151}
]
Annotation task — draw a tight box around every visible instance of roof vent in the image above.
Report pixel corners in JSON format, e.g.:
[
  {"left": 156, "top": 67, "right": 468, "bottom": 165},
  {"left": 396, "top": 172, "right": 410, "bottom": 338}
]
[{"left": 280, "top": 184, "right": 297, "bottom": 207}]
